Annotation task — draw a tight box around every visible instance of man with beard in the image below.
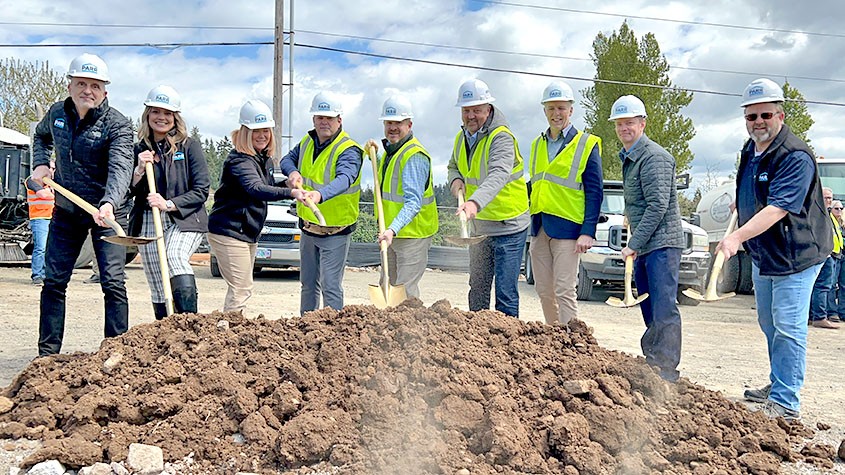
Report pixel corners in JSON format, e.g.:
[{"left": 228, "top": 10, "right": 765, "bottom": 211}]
[{"left": 717, "top": 78, "right": 831, "bottom": 420}]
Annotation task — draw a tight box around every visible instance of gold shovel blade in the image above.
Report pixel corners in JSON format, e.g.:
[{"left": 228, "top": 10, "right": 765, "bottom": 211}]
[
  {"left": 368, "top": 283, "right": 407, "bottom": 309},
  {"left": 605, "top": 292, "right": 649, "bottom": 308},
  {"left": 102, "top": 235, "right": 159, "bottom": 246},
  {"left": 682, "top": 287, "right": 735, "bottom": 302}
]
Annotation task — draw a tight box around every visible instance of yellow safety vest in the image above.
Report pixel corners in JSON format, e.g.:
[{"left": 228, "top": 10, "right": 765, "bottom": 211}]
[
  {"left": 528, "top": 130, "right": 602, "bottom": 224},
  {"left": 296, "top": 131, "right": 362, "bottom": 226},
  {"left": 451, "top": 126, "right": 528, "bottom": 221},
  {"left": 830, "top": 212, "right": 843, "bottom": 254},
  {"left": 379, "top": 137, "right": 438, "bottom": 238}
]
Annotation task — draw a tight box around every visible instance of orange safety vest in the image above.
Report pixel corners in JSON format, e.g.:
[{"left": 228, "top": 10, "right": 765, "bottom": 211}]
[{"left": 25, "top": 184, "right": 55, "bottom": 219}]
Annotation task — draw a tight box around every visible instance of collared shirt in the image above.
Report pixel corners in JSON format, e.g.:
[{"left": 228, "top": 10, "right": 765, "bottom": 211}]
[
  {"left": 618, "top": 135, "right": 644, "bottom": 163},
  {"left": 545, "top": 124, "right": 573, "bottom": 162},
  {"left": 280, "top": 126, "right": 363, "bottom": 201},
  {"left": 464, "top": 130, "right": 479, "bottom": 149},
  {"left": 381, "top": 133, "right": 431, "bottom": 235}
]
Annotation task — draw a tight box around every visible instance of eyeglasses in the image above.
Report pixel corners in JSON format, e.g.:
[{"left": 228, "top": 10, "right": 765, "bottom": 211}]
[
  {"left": 745, "top": 112, "right": 776, "bottom": 121},
  {"left": 835, "top": 207, "right": 844, "bottom": 210}
]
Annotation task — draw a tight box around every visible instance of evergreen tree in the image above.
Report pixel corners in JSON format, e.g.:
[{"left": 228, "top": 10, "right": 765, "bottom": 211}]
[
  {"left": 782, "top": 81, "right": 814, "bottom": 148},
  {"left": 0, "top": 58, "right": 66, "bottom": 133},
  {"left": 582, "top": 22, "right": 695, "bottom": 179}
]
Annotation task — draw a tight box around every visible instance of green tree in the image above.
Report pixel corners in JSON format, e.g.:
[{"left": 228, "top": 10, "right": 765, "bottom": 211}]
[
  {"left": 782, "top": 81, "right": 814, "bottom": 148},
  {"left": 0, "top": 58, "right": 66, "bottom": 133},
  {"left": 582, "top": 21, "right": 695, "bottom": 179}
]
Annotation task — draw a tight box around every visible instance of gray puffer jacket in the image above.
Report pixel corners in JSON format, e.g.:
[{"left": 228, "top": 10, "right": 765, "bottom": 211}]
[
  {"left": 33, "top": 97, "right": 134, "bottom": 214},
  {"left": 621, "top": 134, "right": 684, "bottom": 255}
]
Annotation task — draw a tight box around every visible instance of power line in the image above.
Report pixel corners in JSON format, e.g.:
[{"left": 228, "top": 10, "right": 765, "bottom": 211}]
[
  {"left": 297, "top": 29, "right": 845, "bottom": 85},
  {"left": 0, "top": 41, "right": 272, "bottom": 48},
  {"left": 470, "top": 0, "right": 845, "bottom": 40},
  {"left": 0, "top": 20, "right": 274, "bottom": 32}
]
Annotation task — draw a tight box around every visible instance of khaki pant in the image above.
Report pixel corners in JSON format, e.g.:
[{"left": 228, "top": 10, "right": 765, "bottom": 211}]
[
  {"left": 207, "top": 233, "right": 257, "bottom": 312},
  {"left": 384, "top": 237, "right": 432, "bottom": 299},
  {"left": 530, "top": 228, "right": 579, "bottom": 325}
]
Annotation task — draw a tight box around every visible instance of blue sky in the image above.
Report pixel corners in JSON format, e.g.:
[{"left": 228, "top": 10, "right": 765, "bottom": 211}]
[{"left": 2, "top": 0, "right": 845, "bottom": 192}]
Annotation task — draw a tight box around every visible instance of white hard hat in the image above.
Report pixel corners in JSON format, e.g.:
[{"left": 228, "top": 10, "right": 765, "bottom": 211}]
[
  {"left": 541, "top": 81, "right": 575, "bottom": 104},
  {"left": 309, "top": 91, "right": 343, "bottom": 117},
  {"left": 455, "top": 79, "right": 495, "bottom": 107},
  {"left": 740, "top": 78, "right": 784, "bottom": 107},
  {"left": 239, "top": 100, "right": 275, "bottom": 129},
  {"left": 143, "top": 85, "right": 181, "bottom": 112},
  {"left": 66, "top": 53, "right": 110, "bottom": 84},
  {"left": 378, "top": 95, "right": 414, "bottom": 121},
  {"left": 608, "top": 95, "right": 647, "bottom": 121}
]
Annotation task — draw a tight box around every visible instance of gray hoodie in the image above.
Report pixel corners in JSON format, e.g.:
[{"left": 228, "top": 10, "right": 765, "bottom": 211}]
[{"left": 447, "top": 105, "right": 529, "bottom": 237}]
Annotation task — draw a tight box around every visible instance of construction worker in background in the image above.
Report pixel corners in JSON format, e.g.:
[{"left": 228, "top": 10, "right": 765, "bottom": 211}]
[
  {"left": 30, "top": 53, "right": 134, "bottom": 356},
  {"left": 809, "top": 186, "right": 842, "bottom": 329},
  {"left": 528, "top": 81, "right": 603, "bottom": 326},
  {"left": 364, "top": 95, "right": 437, "bottom": 299},
  {"left": 447, "top": 79, "right": 529, "bottom": 317},
  {"left": 827, "top": 199, "right": 845, "bottom": 323},
  {"left": 719, "top": 78, "right": 831, "bottom": 420},
  {"left": 612, "top": 94, "right": 685, "bottom": 383},
  {"left": 282, "top": 91, "right": 363, "bottom": 315},
  {"left": 24, "top": 161, "right": 55, "bottom": 286}
]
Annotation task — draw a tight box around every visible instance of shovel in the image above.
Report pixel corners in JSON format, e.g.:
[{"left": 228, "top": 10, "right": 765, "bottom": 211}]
[
  {"left": 43, "top": 177, "right": 158, "bottom": 247},
  {"left": 293, "top": 183, "right": 326, "bottom": 226},
  {"left": 365, "top": 144, "right": 407, "bottom": 309},
  {"left": 682, "top": 210, "right": 738, "bottom": 302},
  {"left": 444, "top": 193, "right": 487, "bottom": 246},
  {"left": 606, "top": 227, "right": 649, "bottom": 308},
  {"left": 143, "top": 161, "right": 174, "bottom": 316}
]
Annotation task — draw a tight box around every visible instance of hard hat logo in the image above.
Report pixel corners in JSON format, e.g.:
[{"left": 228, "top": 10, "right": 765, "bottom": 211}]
[
  {"left": 155, "top": 94, "right": 170, "bottom": 104},
  {"left": 80, "top": 63, "right": 98, "bottom": 74},
  {"left": 747, "top": 86, "right": 764, "bottom": 97},
  {"left": 385, "top": 107, "right": 396, "bottom": 115},
  {"left": 317, "top": 102, "right": 331, "bottom": 111},
  {"left": 462, "top": 91, "right": 474, "bottom": 99},
  {"left": 255, "top": 114, "right": 268, "bottom": 123},
  {"left": 549, "top": 90, "right": 562, "bottom": 98}
]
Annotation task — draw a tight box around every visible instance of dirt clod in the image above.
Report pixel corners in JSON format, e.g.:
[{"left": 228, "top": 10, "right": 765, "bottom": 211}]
[{"left": 0, "top": 301, "right": 831, "bottom": 473}]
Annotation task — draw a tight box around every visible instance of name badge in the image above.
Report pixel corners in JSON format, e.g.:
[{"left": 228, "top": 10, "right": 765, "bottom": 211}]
[
  {"left": 758, "top": 172, "right": 769, "bottom": 183},
  {"left": 53, "top": 118, "right": 65, "bottom": 129},
  {"left": 174, "top": 152, "right": 185, "bottom": 161}
]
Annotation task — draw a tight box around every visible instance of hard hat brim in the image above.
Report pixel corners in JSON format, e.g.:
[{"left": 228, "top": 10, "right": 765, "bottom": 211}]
[
  {"left": 67, "top": 73, "right": 110, "bottom": 85},
  {"left": 607, "top": 113, "right": 647, "bottom": 121},
  {"left": 144, "top": 101, "right": 180, "bottom": 112},
  {"left": 740, "top": 98, "right": 784, "bottom": 108},
  {"left": 378, "top": 115, "right": 413, "bottom": 121},
  {"left": 243, "top": 121, "right": 276, "bottom": 130},
  {"left": 456, "top": 98, "right": 495, "bottom": 108},
  {"left": 311, "top": 111, "right": 341, "bottom": 118},
  {"left": 541, "top": 98, "right": 575, "bottom": 104}
]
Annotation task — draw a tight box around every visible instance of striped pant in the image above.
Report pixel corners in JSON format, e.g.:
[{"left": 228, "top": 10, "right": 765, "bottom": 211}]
[{"left": 139, "top": 210, "right": 204, "bottom": 303}]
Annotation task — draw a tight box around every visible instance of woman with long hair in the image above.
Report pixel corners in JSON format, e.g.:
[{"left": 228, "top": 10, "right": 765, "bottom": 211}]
[
  {"left": 130, "top": 85, "right": 210, "bottom": 319},
  {"left": 207, "top": 100, "right": 302, "bottom": 312}
]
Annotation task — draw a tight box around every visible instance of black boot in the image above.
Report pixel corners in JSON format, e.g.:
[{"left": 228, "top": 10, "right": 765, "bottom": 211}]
[
  {"left": 171, "top": 274, "right": 198, "bottom": 314},
  {"left": 152, "top": 302, "right": 168, "bottom": 321}
]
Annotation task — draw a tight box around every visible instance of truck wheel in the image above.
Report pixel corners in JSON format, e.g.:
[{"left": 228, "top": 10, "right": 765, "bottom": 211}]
[
  {"left": 523, "top": 242, "right": 534, "bottom": 285},
  {"left": 677, "top": 287, "right": 701, "bottom": 306},
  {"left": 210, "top": 255, "right": 221, "bottom": 278},
  {"left": 737, "top": 252, "right": 754, "bottom": 294},
  {"left": 576, "top": 263, "right": 593, "bottom": 300},
  {"left": 717, "top": 254, "right": 740, "bottom": 294},
  {"left": 74, "top": 236, "right": 95, "bottom": 269}
]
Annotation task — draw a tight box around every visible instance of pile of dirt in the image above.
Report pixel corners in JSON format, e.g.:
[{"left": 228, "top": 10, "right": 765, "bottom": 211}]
[{"left": 0, "top": 299, "right": 836, "bottom": 474}]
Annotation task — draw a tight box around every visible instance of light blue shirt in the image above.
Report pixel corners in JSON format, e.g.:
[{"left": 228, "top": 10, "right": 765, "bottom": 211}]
[{"left": 388, "top": 153, "right": 430, "bottom": 235}]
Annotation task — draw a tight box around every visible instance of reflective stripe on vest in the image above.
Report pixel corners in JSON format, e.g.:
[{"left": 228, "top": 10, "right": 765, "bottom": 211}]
[
  {"left": 379, "top": 137, "right": 438, "bottom": 238},
  {"left": 831, "top": 212, "right": 843, "bottom": 254},
  {"left": 296, "top": 131, "right": 362, "bottom": 226},
  {"left": 26, "top": 188, "right": 54, "bottom": 219},
  {"left": 528, "top": 131, "right": 601, "bottom": 224},
  {"left": 453, "top": 125, "right": 528, "bottom": 221}
]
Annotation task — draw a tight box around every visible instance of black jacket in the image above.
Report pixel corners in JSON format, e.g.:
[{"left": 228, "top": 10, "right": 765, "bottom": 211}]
[
  {"left": 208, "top": 149, "right": 292, "bottom": 243},
  {"left": 129, "top": 137, "right": 210, "bottom": 235},
  {"left": 33, "top": 97, "right": 134, "bottom": 214},
  {"left": 737, "top": 124, "right": 832, "bottom": 275}
]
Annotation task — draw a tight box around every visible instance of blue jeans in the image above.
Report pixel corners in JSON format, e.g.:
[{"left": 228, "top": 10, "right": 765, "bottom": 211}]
[
  {"left": 29, "top": 218, "right": 50, "bottom": 280},
  {"left": 39, "top": 207, "right": 129, "bottom": 356},
  {"left": 633, "top": 247, "right": 682, "bottom": 382},
  {"left": 468, "top": 228, "right": 528, "bottom": 317},
  {"left": 810, "top": 256, "right": 834, "bottom": 321},
  {"left": 299, "top": 232, "right": 351, "bottom": 315},
  {"left": 752, "top": 262, "right": 822, "bottom": 412},
  {"left": 829, "top": 257, "right": 845, "bottom": 316}
]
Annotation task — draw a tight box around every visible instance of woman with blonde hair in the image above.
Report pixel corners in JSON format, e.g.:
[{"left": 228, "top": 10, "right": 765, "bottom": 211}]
[
  {"left": 207, "top": 100, "right": 302, "bottom": 312},
  {"left": 130, "top": 85, "right": 210, "bottom": 319}
]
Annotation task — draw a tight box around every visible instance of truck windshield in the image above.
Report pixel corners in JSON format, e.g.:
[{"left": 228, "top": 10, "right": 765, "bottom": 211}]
[
  {"left": 601, "top": 192, "right": 626, "bottom": 215},
  {"left": 818, "top": 163, "right": 845, "bottom": 198}
]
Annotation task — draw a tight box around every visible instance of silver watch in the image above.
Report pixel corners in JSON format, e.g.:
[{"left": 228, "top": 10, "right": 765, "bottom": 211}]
[{"left": 165, "top": 200, "right": 175, "bottom": 211}]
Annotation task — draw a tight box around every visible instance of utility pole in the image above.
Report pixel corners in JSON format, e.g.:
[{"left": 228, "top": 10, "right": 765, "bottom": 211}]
[{"left": 273, "top": 0, "right": 285, "bottom": 160}]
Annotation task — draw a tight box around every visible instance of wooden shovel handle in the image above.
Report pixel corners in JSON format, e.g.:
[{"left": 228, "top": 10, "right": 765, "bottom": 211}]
[
  {"left": 43, "top": 177, "right": 126, "bottom": 236},
  {"left": 293, "top": 183, "right": 326, "bottom": 226},
  {"left": 145, "top": 161, "right": 174, "bottom": 316}
]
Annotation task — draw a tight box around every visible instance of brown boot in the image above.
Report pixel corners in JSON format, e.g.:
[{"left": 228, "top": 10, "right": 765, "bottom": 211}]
[{"left": 812, "top": 318, "right": 840, "bottom": 329}]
